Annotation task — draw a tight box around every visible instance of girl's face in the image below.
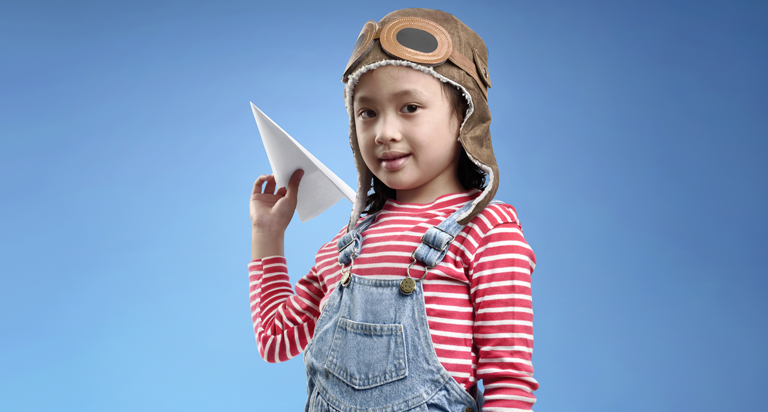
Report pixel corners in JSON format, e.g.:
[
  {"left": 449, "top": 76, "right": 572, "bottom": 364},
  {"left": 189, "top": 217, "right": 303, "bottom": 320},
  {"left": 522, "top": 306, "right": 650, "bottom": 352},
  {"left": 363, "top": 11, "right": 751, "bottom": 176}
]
[{"left": 354, "top": 65, "right": 464, "bottom": 204}]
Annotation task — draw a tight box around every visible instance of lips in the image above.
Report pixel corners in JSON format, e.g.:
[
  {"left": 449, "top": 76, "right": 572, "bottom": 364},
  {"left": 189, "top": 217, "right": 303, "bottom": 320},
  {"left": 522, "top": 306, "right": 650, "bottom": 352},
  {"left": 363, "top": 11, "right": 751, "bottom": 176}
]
[{"left": 379, "top": 152, "right": 411, "bottom": 171}]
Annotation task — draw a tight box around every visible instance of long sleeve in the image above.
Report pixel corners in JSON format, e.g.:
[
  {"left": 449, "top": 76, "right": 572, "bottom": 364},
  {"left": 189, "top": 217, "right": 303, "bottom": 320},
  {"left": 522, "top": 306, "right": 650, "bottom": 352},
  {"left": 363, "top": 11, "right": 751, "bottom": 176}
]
[
  {"left": 469, "top": 216, "right": 538, "bottom": 411},
  {"left": 248, "top": 256, "right": 326, "bottom": 363}
]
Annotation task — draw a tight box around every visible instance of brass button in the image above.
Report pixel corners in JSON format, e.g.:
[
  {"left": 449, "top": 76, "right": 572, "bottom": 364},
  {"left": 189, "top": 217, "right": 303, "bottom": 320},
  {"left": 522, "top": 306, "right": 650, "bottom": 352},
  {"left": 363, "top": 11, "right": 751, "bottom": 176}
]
[
  {"left": 341, "top": 272, "right": 351, "bottom": 286},
  {"left": 464, "top": 408, "right": 474, "bottom": 412},
  {"left": 400, "top": 278, "right": 416, "bottom": 294}
]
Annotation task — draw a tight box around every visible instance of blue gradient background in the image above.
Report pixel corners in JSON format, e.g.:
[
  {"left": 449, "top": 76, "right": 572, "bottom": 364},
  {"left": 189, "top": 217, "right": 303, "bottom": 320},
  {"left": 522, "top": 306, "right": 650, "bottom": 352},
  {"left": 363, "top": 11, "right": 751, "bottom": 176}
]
[{"left": 1, "top": 1, "right": 766, "bottom": 410}]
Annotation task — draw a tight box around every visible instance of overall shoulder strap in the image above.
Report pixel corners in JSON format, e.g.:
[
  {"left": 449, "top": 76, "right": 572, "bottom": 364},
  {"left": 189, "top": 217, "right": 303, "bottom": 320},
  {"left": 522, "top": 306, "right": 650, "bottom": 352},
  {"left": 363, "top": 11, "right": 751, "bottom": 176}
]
[
  {"left": 413, "top": 199, "right": 504, "bottom": 268},
  {"left": 336, "top": 212, "right": 378, "bottom": 265}
]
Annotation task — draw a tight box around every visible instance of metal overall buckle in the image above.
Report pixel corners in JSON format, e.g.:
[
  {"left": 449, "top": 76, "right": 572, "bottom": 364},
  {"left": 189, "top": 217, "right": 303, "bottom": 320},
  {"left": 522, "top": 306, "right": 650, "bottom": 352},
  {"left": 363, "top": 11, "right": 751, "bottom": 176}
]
[
  {"left": 340, "top": 253, "right": 355, "bottom": 287},
  {"left": 401, "top": 253, "right": 432, "bottom": 295}
]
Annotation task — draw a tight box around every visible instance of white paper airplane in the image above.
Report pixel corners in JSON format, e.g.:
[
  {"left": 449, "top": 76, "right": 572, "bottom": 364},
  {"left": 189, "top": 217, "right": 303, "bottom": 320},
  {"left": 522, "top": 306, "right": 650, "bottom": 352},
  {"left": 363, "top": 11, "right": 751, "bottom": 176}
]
[{"left": 250, "top": 102, "right": 356, "bottom": 222}]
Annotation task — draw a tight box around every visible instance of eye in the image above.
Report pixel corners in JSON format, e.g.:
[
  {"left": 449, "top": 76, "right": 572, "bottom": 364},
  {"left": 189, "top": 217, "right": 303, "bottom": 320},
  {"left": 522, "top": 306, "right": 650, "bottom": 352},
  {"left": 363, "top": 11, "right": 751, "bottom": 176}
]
[
  {"left": 401, "top": 104, "right": 419, "bottom": 114},
  {"left": 359, "top": 109, "right": 376, "bottom": 119}
]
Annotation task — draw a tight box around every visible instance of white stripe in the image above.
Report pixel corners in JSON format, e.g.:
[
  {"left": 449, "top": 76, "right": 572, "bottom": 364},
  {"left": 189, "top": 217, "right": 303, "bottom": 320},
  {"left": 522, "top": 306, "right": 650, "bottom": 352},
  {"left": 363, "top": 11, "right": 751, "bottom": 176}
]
[
  {"left": 285, "top": 305, "right": 302, "bottom": 325},
  {"left": 488, "top": 226, "right": 524, "bottom": 237},
  {"left": 477, "top": 253, "right": 536, "bottom": 270},
  {"left": 475, "top": 293, "right": 532, "bottom": 303},
  {"left": 479, "top": 357, "right": 533, "bottom": 366},
  {"left": 283, "top": 328, "right": 291, "bottom": 358},
  {"left": 423, "top": 291, "right": 472, "bottom": 300},
  {"left": 486, "top": 208, "right": 503, "bottom": 225},
  {"left": 436, "top": 357, "right": 472, "bottom": 365},
  {"left": 262, "top": 292, "right": 294, "bottom": 318},
  {"left": 296, "top": 295, "right": 320, "bottom": 312},
  {"left": 424, "top": 279, "right": 470, "bottom": 287},
  {"left": 458, "top": 229, "right": 479, "bottom": 248},
  {"left": 480, "top": 346, "right": 533, "bottom": 353},
  {"left": 304, "top": 323, "right": 311, "bottom": 346},
  {"left": 295, "top": 282, "right": 320, "bottom": 302},
  {"left": 429, "top": 329, "right": 472, "bottom": 339},
  {"left": 479, "top": 368, "right": 538, "bottom": 381},
  {"left": 447, "top": 370, "right": 471, "bottom": 378},
  {"left": 263, "top": 336, "right": 274, "bottom": 362},
  {"left": 425, "top": 303, "right": 474, "bottom": 312},
  {"left": 478, "top": 213, "right": 493, "bottom": 229},
  {"left": 274, "top": 335, "right": 281, "bottom": 362},
  {"left": 261, "top": 271, "right": 288, "bottom": 279},
  {"left": 476, "top": 253, "right": 533, "bottom": 264},
  {"left": 471, "top": 280, "right": 531, "bottom": 293},
  {"left": 427, "top": 316, "right": 473, "bottom": 326},
  {"left": 483, "top": 382, "right": 533, "bottom": 393},
  {"left": 495, "top": 206, "right": 514, "bottom": 222},
  {"left": 293, "top": 327, "right": 301, "bottom": 355},
  {"left": 476, "top": 240, "right": 533, "bottom": 255},
  {"left": 277, "top": 306, "right": 294, "bottom": 328},
  {"left": 475, "top": 333, "right": 533, "bottom": 340},
  {"left": 474, "top": 319, "right": 533, "bottom": 327},
  {"left": 432, "top": 342, "right": 472, "bottom": 352},
  {"left": 483, "top": 394, "right": 536, "bottom": 403},
  {"left": 302, "top": 276, "right": 322, "bottom": 291},
  {"left": 477, "top": 306, "right": 533, "bottom": 315},
  {"left": 473, "top": 266, "right": 531, "bottom": 280},
  {"left": 507, "top": 206, "right": 518, "bottom": 222},
  {"left": 289, "top": 298, "right": 315, "bottom": 319},
  {"left": 315, "top": 255, "right": 337, "bottom": 267},
  {"left": 261, "top": 277, "right": 291, "bottom": 287}
]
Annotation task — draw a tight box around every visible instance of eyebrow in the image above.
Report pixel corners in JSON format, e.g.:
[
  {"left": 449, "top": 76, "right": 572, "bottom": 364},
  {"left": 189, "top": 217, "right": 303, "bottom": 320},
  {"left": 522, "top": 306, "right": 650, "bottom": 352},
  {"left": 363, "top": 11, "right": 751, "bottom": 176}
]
[{"left": 354, "top": 89, "right": 425, "bottom": 105}]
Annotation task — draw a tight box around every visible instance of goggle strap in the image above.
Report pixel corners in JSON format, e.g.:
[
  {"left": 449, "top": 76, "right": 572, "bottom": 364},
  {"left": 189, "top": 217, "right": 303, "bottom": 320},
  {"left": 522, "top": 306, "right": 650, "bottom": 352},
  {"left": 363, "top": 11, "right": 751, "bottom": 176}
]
[{"left": 448, "top": 49, "right": 488, "bottom": 100}]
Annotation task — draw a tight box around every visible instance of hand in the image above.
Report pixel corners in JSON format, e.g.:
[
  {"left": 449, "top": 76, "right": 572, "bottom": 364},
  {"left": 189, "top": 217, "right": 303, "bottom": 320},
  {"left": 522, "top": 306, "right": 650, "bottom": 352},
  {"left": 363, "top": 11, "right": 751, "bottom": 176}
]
[{"left": 250, "top": 169, "right": 304, "bottom": 235}]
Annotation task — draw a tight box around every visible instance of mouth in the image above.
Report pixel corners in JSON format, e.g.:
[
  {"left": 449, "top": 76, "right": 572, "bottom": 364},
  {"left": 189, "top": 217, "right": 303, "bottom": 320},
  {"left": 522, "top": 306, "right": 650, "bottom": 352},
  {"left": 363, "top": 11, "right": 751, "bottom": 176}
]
[{"left": 378, "top": 152, "right": 411, "bottom": 171}]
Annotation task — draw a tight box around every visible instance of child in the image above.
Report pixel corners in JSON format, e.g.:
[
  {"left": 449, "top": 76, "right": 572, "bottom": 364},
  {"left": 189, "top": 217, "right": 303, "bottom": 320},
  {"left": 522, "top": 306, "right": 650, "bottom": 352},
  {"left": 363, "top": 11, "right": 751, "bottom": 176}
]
[{"left": 249, "top": 8, "right": 537, "bottom": 412}]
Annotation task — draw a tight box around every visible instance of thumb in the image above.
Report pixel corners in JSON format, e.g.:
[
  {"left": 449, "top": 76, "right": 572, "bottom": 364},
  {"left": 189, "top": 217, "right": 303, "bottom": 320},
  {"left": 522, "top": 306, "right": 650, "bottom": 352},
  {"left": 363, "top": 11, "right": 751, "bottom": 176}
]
[{"left": 285, "top": 169, "right": 304, "bottom": 201}]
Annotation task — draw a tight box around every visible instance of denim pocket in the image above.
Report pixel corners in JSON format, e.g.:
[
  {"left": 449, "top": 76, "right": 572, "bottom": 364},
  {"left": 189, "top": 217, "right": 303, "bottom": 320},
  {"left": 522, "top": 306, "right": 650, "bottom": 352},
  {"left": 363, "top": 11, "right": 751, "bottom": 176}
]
[{"left": 324, "top": 318, "right": 408, "bottom": 389}]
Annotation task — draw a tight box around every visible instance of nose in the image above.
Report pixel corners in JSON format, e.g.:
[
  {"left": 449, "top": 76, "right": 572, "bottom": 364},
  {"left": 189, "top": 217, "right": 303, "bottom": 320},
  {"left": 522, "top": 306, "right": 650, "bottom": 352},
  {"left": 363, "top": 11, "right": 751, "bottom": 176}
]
[{"left": 374, "top": 112, "right": 402, "bottom": 145}]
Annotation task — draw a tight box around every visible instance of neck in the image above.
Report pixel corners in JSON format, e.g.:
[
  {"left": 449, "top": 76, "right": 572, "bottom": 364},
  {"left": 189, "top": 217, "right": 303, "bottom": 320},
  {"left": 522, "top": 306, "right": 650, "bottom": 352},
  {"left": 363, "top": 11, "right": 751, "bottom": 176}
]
[{"left": 395, "top": 176, "right": 465, "bottom": 204}]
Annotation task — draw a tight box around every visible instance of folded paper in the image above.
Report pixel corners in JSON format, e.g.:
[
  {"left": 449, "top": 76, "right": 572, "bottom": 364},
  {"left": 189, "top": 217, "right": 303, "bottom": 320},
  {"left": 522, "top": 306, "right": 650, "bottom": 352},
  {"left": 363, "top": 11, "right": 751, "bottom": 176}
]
[{"left": 251, "top": 103, "right": 356, "bottom": 222}]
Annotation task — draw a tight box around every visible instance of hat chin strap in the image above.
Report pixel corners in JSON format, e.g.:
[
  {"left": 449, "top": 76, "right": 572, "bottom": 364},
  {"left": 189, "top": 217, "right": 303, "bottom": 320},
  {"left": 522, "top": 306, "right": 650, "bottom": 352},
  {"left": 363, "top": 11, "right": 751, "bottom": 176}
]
[{"left": 345, "top": 59, "right": 493, "bottom": 232}]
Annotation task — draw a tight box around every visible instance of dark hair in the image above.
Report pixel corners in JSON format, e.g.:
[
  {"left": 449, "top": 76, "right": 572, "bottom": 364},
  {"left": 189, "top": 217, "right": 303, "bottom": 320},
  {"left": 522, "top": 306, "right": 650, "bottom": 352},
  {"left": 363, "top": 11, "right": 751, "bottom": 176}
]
[{"left": 363, "top": 82, "right": 487, "bottom": 215}]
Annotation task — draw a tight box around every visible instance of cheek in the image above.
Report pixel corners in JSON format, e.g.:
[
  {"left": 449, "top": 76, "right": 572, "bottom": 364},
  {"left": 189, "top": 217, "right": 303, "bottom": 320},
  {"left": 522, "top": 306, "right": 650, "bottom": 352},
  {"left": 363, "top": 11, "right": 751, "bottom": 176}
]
[{"left": 355, "top": 130, "right": 375, "bottom": 166}]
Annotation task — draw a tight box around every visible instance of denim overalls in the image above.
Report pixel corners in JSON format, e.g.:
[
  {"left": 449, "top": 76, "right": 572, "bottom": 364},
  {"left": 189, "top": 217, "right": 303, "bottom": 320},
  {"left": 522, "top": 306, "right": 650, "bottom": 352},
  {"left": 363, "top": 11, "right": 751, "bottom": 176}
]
[{"left": 303, "top": 200, "right": 500, "bottom": 412}]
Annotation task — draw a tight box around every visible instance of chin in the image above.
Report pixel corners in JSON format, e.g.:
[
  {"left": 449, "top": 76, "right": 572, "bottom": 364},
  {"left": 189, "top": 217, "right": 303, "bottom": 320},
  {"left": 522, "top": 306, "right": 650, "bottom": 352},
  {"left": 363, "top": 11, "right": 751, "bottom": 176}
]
[{"left": 379, "top": 177, "right": 417, "bottom": 191}]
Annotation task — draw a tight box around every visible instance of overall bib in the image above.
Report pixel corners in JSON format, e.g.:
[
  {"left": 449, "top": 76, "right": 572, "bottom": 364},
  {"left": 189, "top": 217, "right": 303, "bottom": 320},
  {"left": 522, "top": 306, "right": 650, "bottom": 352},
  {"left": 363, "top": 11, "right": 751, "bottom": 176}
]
[{"left": 303, "top": 201, "right": 500, "bottom": 412}]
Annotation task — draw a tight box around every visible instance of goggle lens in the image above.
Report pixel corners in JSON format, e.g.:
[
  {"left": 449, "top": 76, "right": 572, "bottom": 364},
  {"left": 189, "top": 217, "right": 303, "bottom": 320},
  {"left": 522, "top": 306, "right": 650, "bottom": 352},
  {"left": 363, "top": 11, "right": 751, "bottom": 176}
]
[{"left": 395, "top": 28, "right": 438, "bottom": 54}]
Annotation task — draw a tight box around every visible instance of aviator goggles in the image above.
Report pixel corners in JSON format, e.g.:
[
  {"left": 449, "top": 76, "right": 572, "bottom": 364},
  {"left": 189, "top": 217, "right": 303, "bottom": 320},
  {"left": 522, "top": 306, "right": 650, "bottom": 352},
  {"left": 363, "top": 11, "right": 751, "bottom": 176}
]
[{"left": 342, "top": 17, "right": 491, "bottom": 98}]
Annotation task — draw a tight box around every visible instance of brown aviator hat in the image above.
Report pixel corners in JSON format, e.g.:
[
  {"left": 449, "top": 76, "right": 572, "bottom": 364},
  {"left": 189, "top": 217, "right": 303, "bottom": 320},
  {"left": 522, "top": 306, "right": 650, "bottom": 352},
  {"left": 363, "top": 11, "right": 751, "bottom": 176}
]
[{"left": 343, "top": 8, "right": 497, "bottom": 232}]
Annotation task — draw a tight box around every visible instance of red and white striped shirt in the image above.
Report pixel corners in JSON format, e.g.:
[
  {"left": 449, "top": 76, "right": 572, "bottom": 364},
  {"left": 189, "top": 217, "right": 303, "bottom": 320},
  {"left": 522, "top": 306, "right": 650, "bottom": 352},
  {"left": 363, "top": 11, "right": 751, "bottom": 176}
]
[{"left": 249, "top": 190, "right": 538, "bottom": 411}]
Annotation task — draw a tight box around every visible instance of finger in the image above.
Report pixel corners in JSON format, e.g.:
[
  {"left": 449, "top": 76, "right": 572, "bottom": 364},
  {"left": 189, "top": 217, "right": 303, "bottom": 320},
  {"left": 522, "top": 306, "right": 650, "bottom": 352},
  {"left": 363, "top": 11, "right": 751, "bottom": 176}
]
[
  {"left": 275, "top": 186, "right": 287, "bottom": 197},
  {"left": 285, "top": 169, "right": 304, "bottom": 201},
  {"left": 252, "top": 174, "right": 273, "bottom": 195},
  {"left": 264, "top": 175, "right": 277, "bottom": 194}
]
